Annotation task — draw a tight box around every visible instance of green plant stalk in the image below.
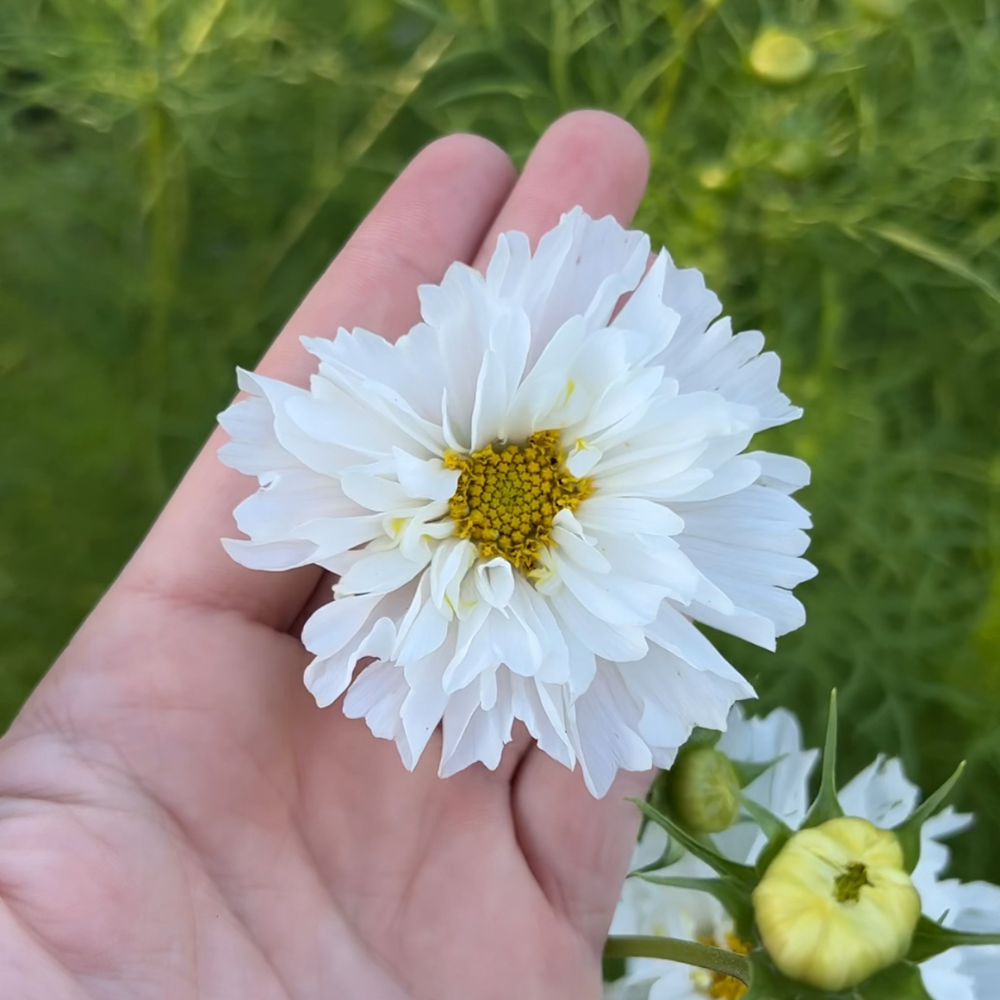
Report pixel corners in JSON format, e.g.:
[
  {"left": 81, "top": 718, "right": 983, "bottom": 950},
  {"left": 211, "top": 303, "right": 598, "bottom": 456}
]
[
  {"left": 259, "top": 26, "right": 454, "bottom": 283},
  {"left": 138, "top": 0, "right": 187, "bottom": 503},
  {"left": 604, "top": 935, "right": 751, "bottom": 986}
]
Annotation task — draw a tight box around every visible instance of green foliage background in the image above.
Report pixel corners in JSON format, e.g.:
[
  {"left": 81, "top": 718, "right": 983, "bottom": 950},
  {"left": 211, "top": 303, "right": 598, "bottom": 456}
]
[{"left": 2, "top": 0, "right": 999, "bottom": 878}]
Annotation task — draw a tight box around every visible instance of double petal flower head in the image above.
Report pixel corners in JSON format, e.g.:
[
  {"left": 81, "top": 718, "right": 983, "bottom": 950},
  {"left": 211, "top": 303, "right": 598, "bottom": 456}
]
[{"left": 219, "top": 208, "right": 815, "bottom": 795}]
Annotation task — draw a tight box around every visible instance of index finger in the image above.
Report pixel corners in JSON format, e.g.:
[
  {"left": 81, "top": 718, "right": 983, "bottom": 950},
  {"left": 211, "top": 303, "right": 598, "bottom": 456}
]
[{"left": 120, "top": 135, "right": 517, "bottom": 630}]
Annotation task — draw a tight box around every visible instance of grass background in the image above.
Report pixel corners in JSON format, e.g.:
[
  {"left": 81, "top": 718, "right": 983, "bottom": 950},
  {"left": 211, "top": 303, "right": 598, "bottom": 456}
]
[{"left": 2, "top": 0, "right": 1000, "bottom": 879}]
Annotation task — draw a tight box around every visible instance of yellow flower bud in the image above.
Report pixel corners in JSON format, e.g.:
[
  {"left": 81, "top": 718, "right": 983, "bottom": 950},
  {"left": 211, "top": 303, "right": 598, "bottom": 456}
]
[
  {"left": 749, "top": 29, "right": 817, "bottom": 85},
  {"left": 752, "top": 817, "right": 921, "bottom": 991},
  {"left": 671, "top": 748, "right": 741, "bottom": 834}
]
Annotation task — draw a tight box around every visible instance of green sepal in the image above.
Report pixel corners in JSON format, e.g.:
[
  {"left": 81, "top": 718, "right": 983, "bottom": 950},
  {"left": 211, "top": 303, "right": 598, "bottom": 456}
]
[
  {"left": 742, "top": 953, "right": 935, "bottom": 1000},
  {"left": 906, "top": 913, "right": 1000, "bottom": 963},
  {"left": 627, "top": 797, "right": 758, "bottom": 887},
  {"left": 684, "top": 726, "right": 724, "bottom": 750},
  {"left": 630, "top": 833, "right": 687, "bottom": 875},
  {"left": 857, "top": 961, "right": 935, "bottom": 1000},
  {"left": 893, "top": 762, "right": 966, "bottom": 873},
  {"left": 732, "top": 757, "right": 780, "bottom": 788},
  {"left": 635, "top": 873, "right": 755, "bottom": 940},
  {"left": 801, "top": 690, "right": 845, "bottom": 829},
  {"left": 740, "top": 794, "right": 794, "bottom": 877}
]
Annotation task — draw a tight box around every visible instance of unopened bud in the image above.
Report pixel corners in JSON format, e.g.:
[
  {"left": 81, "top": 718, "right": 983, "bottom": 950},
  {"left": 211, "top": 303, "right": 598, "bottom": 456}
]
[
  {"left": 749, "top": 29, "right": 817, "bottom": 85},
  {"left": 670, "top": 748, "right": 741, "bottom": 834},
  {"left": 752, "top": 817, "right": 921, "bottom": 991}
]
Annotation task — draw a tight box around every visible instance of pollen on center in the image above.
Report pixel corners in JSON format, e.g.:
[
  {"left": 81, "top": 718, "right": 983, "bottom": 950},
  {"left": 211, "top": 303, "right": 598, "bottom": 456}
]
[
  {"left": 694, "top": 933, "right": 751, "bottom": 1000},
  {"left": 444, "top": 429, "right": 593, "bottom": 573}
]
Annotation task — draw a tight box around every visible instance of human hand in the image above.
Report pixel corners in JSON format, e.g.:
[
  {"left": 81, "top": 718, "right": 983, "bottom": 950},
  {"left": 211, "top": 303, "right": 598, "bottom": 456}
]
[{"left": 0, "top": 111, "right": 654, "bottom": 1000}]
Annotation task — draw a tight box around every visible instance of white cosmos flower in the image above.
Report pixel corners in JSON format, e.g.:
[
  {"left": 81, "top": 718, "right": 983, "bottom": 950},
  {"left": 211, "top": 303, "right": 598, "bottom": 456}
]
[
  {"left": 608, "top": 851, "right": 747, "bottom": 1000},
  {"left": 839, "top": 757, "right": 1000, "bottom": 1000},
  {"left": 219, "top": 207, "right": 816, "bottom": 796},
  {"left": 608, "top": 706, "right": 816, "bottom": 998}
]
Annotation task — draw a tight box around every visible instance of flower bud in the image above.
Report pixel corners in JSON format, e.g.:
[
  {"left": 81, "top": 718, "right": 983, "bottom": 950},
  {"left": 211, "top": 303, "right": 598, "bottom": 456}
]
[
  {"left": 749, "top": 29, "right": 817, "bottom": 85},
  {"left": 752, "top": 817, "right": 921, "bottom": 991},
  {"left": 853, "top": 0, "right": 908, "bottom": 18},
  {"left": 670, "top": 748, "right": 741, "bottom": 834}
]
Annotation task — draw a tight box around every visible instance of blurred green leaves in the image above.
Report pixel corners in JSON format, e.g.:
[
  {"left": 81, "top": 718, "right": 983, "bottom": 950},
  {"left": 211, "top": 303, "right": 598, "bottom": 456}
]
[{"left": 2, "top": 0, "right": 1000, "bottom": 880}]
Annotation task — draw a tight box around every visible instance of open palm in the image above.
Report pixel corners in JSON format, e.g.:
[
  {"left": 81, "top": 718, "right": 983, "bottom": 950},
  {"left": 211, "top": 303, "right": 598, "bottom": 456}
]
[{"left": 0, "top": 112, "right": 655, "bottom": 1000}]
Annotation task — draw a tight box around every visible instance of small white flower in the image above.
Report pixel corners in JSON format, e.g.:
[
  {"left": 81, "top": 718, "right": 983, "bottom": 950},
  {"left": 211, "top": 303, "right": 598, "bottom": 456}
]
[
  {"left": 220, "top": 208, "right": 815, "bottom": 795},
  {"left": 840, "top": 758, "right": 1000, "bottom": 1000},
  {"left": 609, "top": 706, "right": 816, "bottom": 998},
  {"left": 610, "top": 852, "right": 750, "bottom": 1000}
]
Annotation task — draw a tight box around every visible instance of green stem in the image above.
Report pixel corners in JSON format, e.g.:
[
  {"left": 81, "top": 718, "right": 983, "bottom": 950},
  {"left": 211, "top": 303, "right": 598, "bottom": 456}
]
[{"left": 604, "top": 935, "right": 751, "bottom": 987}]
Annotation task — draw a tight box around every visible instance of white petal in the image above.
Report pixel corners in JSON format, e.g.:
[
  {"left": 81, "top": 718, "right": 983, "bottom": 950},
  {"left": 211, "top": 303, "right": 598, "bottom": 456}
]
[
  {"left": 509, "top": 578, "right": 570, "bottom": 684},
  {"left": 419, "top": 263, "right": 493, "bottom": 449},
  {"left": 489, "top": 604, "right": 545, "bottom": 677},
  {"left": 394, "top": 594, "right": 450, "bottom": 665},
  {"left": 518, "top": 208, "right": 649, "bottom": 368},
  {"left": 336, "top": 548, "right": 429, "bottom": 596},
  {"left": 920, "top": 950, "right": 976, "bottom": 1000},
  {"left": 671, "top": 486, "right": 812, "bottom": 555},
  {"left": 550, "top": 588, "right": 648, "bottom": 662},
  {"left": 232, "top": 472, "right": 362, "bottom": 545},
  {"left": 552, "top": 552, "right": 665, "bottom": 627},
  {"left": 511, "top": 676, "right": 574, "bottom": 769},
  {"left": 442, "top": 603, "right": 493, "bottom": 692},
  {"left": 291, "top": 515, "right": 385, "bottom": 558},
  {"left": 475, "top": 557, "right": 516, "bottom": 610},
  {"left": 610, "top": 251, "right": 682, "bottom": 356},
  {"left": 400, "top": 651, "right": 451, "bottom": 761},
  {"left": 469, "top": 305, "right": 531, "bottom": 448},
  {"left": 304, "top": 324, "right": 446, "bottom": 424},
  {"left": 301, "top": 592, "right": 386, "bottom": 658},
  {"left": 439, "top": 669, "right": 515, "bottom": 776},
  {"left": 551, "top": 525, "right": 612, "bottom": 575},
  {"left": 339, "top": 468, "right": 413, "bottom": 512},
  {"left": 713, "top": 706, "right": 819, "bottom": 863},
  {"left": 622, "top": 644, "right": 752, "bottom": 751},
  {"left": 304, "top": 616, "right": 396, "bottom": 709},
  {"left": 218, "top": 368, "right": 300, "bottom": 479},
  {"left": 284, "top": 385, "right": 412, "bottom": 465},
  {"left": 646, "top": 604, "right": 752, "bottom": 689},
  {"left": 565, "top": 440, "right": 603, "bottom": 477},
  {"left": 748, "top": 450, "right": 811, "bottom": 493},
  {"left": 578, "top": 496, "right": 685, "bottom": 538},
  {"left": 342, "top": 662, "right": 415, "bottom": 769},
  {"left": 956, "top": 946, "right": 1000, "bottom": 999},
  {"left": 304, "top": 345, "right": 448, "bottom": 457},
  {"left": 681, "top": 596, "right": 778, "bottom": 651},
  {"left": 838, "top": 756, "right": 920, "bottom": 828},
  {"left": 429, "top": 537, "right": 478, "bottom": 617},
  {"left": 222, "top": 537, "right": 317, "bottom": 571},
  {"left": 394, "top": 448, "right": 460, "bottom": 501},
  {"left": 571, "top": 663, "right": 653, "bottom": 797}
]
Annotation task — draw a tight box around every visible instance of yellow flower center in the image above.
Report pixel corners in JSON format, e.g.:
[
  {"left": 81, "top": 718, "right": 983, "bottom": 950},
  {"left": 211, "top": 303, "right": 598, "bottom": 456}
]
[
  {"left": 833, "top": 861, "right": 872, "bottom": 904},
  {"left": 695, "top": 933, "right": 751, "bottom": 1000},
  {"left": 444, "top": 430, "right": 592, "bottom": 573}
]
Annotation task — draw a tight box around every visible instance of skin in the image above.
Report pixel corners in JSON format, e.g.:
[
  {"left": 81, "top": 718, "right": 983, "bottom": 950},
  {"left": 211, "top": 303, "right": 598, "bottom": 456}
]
[{"left": 0, "top": 111, "right": 655, "bottom": 1000}]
